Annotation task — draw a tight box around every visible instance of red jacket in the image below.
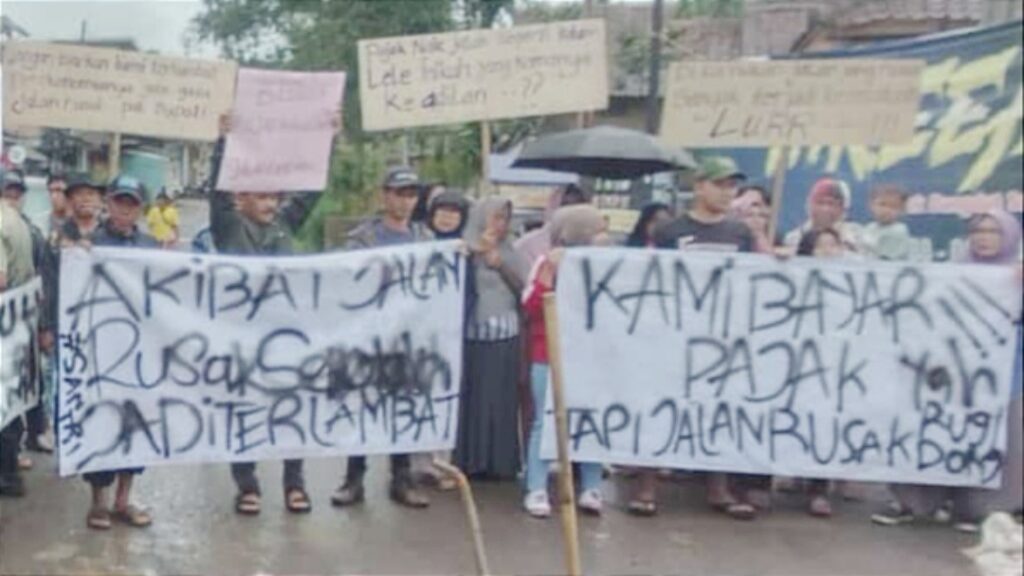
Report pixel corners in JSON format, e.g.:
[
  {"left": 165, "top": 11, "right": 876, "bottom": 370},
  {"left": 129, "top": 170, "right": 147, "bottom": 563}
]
[{"left": 522, "top": 256, "right": 553, "bottom": 364}]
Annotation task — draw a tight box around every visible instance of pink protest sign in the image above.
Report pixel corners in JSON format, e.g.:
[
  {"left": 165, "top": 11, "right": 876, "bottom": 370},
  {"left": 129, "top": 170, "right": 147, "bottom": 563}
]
[{"left": 217, "top": 68, "right": 346, "bottom": 192}]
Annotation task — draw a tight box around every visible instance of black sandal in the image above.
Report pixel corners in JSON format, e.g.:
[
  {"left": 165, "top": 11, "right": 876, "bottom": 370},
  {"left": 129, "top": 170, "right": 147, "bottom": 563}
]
[
  {"left": 235, "top": 492, "right": 261, "bottom": 516},
  {"left": 628, "top": 499, "right": 658, "bottom": 517},
  {"left": 285, "top": 488, "right": 312, "bottom": 514}
]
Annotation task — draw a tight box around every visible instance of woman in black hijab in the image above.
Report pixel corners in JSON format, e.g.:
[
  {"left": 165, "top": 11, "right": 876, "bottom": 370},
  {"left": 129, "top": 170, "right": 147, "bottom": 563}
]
[{"left": 427, "top": 189, "right": 471, "bottom": 240}]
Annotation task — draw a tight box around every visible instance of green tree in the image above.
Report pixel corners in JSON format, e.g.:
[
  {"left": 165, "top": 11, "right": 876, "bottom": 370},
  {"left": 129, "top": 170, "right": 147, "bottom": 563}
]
[{"left": 193, "top": 0, "right": 516, "bottom": 249}]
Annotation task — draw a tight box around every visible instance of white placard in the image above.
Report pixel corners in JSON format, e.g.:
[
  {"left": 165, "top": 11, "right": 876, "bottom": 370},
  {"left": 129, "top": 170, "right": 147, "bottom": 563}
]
[
  {"left": 544, "top": 249, "right": 1021, "bottom": 488},
  {"left": 58, "top": 244, "right": 465, "bottom": 476},
  {"left": 1, "top": 277, "right": 42, "bottom": 429},
  {"left": 358, "top": 19, "right": 608, "bottom": 131}
]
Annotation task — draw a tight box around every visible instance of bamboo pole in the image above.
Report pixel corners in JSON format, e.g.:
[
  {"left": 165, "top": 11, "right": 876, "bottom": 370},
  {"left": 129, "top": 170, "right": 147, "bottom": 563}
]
[
  {"left": 433, "top": 459, "right": 491, "bottom": 576},
  {"left": 479, "top": 120, "right": 492, "bottom": 198},
  {"left": 767, "top": 146, "right": 790, "bottom": 246},
  {"left": 543, "top": 292, "right": 583, "bottom": 576},
  {"left": 109, "top": 132, "right": 122, "bottom": 179}
]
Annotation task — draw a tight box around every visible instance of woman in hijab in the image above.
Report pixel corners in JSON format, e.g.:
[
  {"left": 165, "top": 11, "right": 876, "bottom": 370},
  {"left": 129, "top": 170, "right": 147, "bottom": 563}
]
[
  {"left": 872, "top": 209, "right": 1022, "bottom": 531},
  {"left": 453, "top": 198, "right": 528, "bottom": 480},
  {"left": 522, "top": 205, "right": 611, "bottom": 518},
  {"left": 427, "top": 189, "right": 470, "bottom": 240},
  {"left": 515, "top": 183, "right": 590, "bottom": 268},
  {"left": 626, "top": 203, "right": 671, "bottom": 248}
]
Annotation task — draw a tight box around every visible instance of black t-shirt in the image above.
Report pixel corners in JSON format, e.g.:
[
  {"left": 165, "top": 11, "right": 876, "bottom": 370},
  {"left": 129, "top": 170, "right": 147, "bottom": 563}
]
[{"left": 654, "top": 214, "right": 755, "bottom": 254}]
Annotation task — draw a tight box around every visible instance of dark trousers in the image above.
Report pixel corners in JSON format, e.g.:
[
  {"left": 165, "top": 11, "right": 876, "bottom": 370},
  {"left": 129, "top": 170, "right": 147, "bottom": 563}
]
[
  {"left": 25, "top": 405, "right": 45, "bottom": 439},
  {"left": 0, "top": 418, "right": 24, "bottom": 479},
  {"left": 346, "top": 454, "right": 411, "bottom": 484},
  {"left": 83, "top": 468, "right": 144, "bottom": 488},
  {"left": 231, "top": 460, "right": 304, "bottom": 495}
]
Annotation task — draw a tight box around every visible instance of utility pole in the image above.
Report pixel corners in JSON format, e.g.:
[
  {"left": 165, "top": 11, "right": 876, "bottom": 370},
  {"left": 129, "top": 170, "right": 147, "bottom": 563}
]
[
  {"left": 80, "top": 20, "right": 87, "bottom": 42},
  {"left": 645, "top": 0, "right": 664, "bottom": 134}
]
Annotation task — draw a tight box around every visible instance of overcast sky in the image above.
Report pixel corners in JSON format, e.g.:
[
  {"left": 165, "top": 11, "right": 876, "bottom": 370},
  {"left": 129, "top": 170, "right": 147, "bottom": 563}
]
[{"left": 1, "top": 0, "right": 615, "bottom": 58}]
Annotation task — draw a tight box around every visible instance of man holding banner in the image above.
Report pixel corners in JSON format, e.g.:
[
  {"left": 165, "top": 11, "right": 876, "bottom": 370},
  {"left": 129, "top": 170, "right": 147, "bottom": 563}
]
[
  {"left": 209, "top": 114, "right": 321, "bottom": 516},
  {"left": 0, "top": 200, "right": 37, "bottom": 498},
  {"left": 76, "top": 175, "right": 158, "bottom": 530},
  {"left": 653, "top": 156, "right": 761, "bottom": 520},
  {"left": 330, "top": 166, "right": 434, "bottom": 510}
]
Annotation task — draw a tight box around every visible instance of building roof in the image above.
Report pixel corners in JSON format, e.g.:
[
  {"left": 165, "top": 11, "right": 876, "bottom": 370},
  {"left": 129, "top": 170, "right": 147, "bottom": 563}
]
[
  {"left": 52, "top": 38, "right": 139, "bottom": 51},
  {"left": 1, "top": 15, "right": 29, "bottom": 38},
  {"left": 830, "top": 0, "right": 985, "bottom": 27}
]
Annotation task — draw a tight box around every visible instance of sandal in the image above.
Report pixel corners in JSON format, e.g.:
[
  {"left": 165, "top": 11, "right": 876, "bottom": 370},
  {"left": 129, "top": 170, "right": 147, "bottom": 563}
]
[
  {"left": 809, "top": 496, "right": 833, "bottom": 518},
  {"left": 627, "top": 498, "right": 658, "bottom": 517},
  {"left": 86, "top": 506, "right": 111, "bottom": 530},
  {"left": 235, "top": 492, "right": 261, "bottom": 516},
  {"left": 285, "top": 488, "right": 312, "bottom": 514},
  {"left": 711, "top": 500, "right": 757, "bottom": 521},
  {"left": 112, "top": 505, "right": 152, "bottom": 528}
]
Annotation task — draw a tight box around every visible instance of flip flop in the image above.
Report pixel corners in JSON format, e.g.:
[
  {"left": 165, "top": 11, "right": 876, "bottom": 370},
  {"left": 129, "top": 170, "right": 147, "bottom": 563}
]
[
  {"left": 235, "top": 492, "right": 261, "bottom": 516},
  {"left": 628, "top": 499, "right": 658, "bottom": 517},
  {"left": 711, "top": 500, "right": 757, "bottom": 521},
  {"left": 285, "top": 488, "right": 312, "bottom": 514},
  {"left": 86, "top": 506, "right": 111, "bottom": 530},
  {"left": 112, "top": 505, "right": 152, "bottom": 528}
]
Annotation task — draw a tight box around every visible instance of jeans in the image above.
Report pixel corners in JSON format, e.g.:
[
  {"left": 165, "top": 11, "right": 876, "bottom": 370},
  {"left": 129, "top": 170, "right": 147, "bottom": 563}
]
[
  {"left": 231, "top": 460, "right": 304, "bottom": 495},
  {"left": 525, "top": 363, "right": 602, "bottom": 493}
]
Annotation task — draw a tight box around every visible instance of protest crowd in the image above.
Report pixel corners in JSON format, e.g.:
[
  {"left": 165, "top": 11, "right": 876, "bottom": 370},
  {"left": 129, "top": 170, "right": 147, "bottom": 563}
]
[
  {"left": 0, "top": 12, "right": 1022, "bottom": 576},
  {"left": 2, "top": 134, "right": 1021, "bottom": 525}
]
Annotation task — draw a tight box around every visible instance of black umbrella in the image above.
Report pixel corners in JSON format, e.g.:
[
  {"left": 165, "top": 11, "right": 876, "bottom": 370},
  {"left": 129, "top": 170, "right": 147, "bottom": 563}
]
[{"left": 511, "top": 125, "right": 696, "bottom": 180}]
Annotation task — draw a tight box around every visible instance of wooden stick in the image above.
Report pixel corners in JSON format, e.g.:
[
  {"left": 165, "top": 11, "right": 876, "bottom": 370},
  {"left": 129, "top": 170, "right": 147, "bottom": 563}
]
[
  {"left": 479, "top": 120, "right": 492, "bottom": 198},
  {"left": 109, "top": 132, "right": 122, "bottom": 180},
  {"left": 767, "top": 145, "right": 790, "bottom": 245},
  {"left": 433, "top": 459, "right": 491, "bottom": 576},
  {"left": 543, "top": 292, "right": 583, "bottom": 576}
]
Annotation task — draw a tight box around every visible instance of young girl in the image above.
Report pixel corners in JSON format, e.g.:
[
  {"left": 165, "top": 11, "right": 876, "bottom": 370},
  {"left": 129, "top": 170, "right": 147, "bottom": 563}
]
[
  {"left": 521, "top": 205, "right": 610, "bottom": 518},
  {"left": 796, "top": 227, "right": 846, "bottom": 517}
]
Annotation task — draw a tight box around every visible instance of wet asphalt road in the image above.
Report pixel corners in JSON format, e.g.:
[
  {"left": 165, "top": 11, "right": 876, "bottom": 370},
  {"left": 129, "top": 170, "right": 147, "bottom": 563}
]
[{"left": 0, "top": 453, "right": 980, "bottom": 576}]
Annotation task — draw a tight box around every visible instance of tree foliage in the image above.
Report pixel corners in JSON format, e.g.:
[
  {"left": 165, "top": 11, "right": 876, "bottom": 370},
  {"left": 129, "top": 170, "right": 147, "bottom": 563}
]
[{"left": 192, "top": 0, "right": 517, "bottom": 248}]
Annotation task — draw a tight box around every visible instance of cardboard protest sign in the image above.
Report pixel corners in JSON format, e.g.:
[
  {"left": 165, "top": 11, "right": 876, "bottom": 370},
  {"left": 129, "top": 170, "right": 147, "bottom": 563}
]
[
  {"left": 216, "top": 68, "right": 346, "bottom": 192},
  {"left": 2, "top": 41, "right": 236, "bottom": 141},
  {"left": 358, "top": 19, "right": 608, "bottom": 131},
  {"left": 57, "top": 244, "right": 465, "bottom": 476},
  {"left": 544, "top": 249, "right": 1021, "bottom": 488},
  {"left": 1, "top": 277, "right": 42, "bottom": 429},
  {"left": 660, "top": 59, "right": 924, "bottom": 147}
]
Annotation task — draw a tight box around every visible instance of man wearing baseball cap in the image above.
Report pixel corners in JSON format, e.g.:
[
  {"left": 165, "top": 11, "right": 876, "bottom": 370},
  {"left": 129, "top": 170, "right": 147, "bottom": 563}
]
[
  {"left": 58, "top": 173, "right": 105, "bottom": 245},
  {"left": 2, "top": 170, "right": 57, "bottom": 457},
  {"left": 77, "top": 174, "right": 157, "bottom": 530},
  {"left": 91, "top": 175, "right": 158, "bottom": 248},
  {"left": 650, "top": 156, "right": 760, "bottom": 521},
  {"left": 655, "top": 156, "right": 755, "bottom": 253},
  {"left": 331, "top": 165, "right": 433, "bottom": 510}
]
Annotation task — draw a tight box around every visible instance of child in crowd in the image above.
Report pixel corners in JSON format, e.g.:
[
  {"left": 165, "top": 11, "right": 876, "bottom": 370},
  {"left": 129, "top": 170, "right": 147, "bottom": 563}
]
[
  {"left": 521, "top": 205, "right": 610, "bottom": 518},
  {"left": 795, "top": 227, "right": 846, "bottom": 518},
  {"left": 857, "top": 184, "right": 912, "bottom": 261}
]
